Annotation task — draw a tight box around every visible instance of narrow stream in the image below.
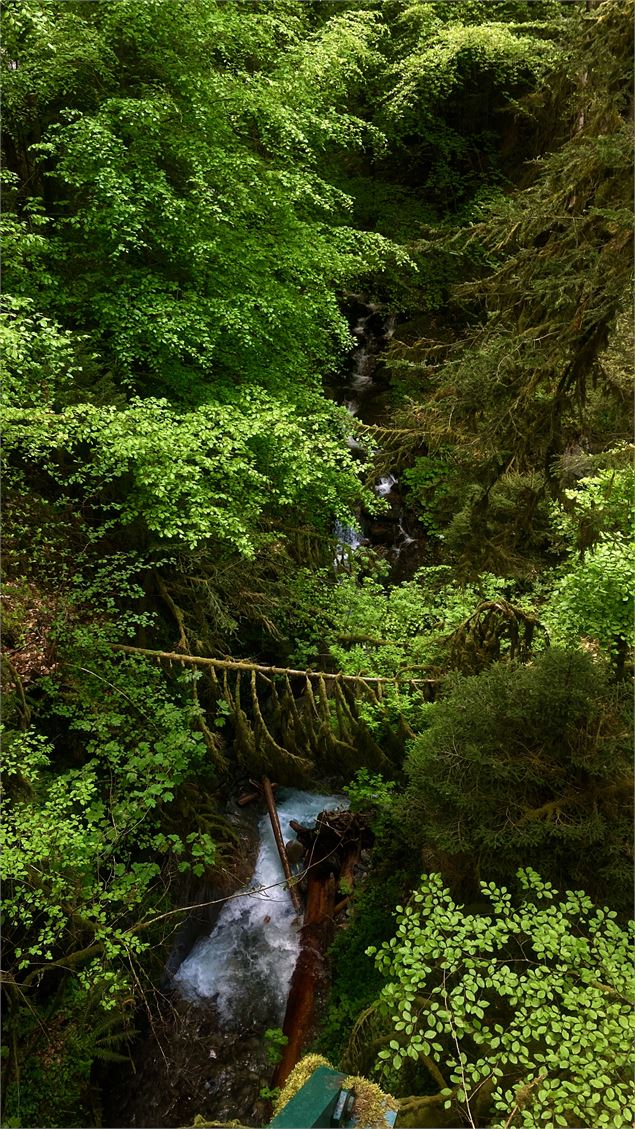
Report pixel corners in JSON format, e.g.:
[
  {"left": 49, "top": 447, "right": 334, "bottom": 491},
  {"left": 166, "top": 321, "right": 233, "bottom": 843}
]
[
  {"left": 109, "top": 309, "right": 412, "bottom": 1129},
  {"left": 174, "top": 790, "right": 346, "bottom": 1028},
  {"left": 109, "top": 791, "right": 347, "bottom": 1128},
  {"left": 335, "top": 298, "right": 423, "bottom": 578}
]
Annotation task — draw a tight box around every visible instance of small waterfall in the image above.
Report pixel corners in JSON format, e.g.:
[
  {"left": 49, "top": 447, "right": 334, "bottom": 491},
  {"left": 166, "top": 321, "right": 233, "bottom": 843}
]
[
  {"left": 174, "top": 790, "right": 345, "bottom": 1029},
  {"left": 345, "top": 304, "right": 386, "bottom": 414},
  {"left": 397, "top": 516, "right": 415, "bottom": 547},
  {"left": 336, "top": 302, "right": 396, "bottom": 561},
  {"left": 334, "top": 299, "right": 422, "bottom": 578},
  {"left": 334, "top": 519, "right": 363, "bottom": 567},
  {"left": 375, "top": 473, "right": 397, "bottom": 498}
]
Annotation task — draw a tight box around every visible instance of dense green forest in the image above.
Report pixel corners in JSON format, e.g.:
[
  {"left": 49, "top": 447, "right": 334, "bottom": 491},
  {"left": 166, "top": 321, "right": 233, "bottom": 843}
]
[{"left": 1, "top": 1, "right": 633, "bottom": 1127}]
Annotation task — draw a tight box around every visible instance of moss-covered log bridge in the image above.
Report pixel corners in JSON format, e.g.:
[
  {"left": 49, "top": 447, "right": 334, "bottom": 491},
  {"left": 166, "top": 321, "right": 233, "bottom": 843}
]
[{"left": 110, "top": 644, "right": 439, "bottom": 779}]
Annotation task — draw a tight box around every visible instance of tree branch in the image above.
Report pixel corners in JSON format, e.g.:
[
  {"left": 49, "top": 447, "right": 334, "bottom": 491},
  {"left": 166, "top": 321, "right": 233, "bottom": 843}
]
[{"left": 109, "top": 643, "right": 440, "bottom": 687}]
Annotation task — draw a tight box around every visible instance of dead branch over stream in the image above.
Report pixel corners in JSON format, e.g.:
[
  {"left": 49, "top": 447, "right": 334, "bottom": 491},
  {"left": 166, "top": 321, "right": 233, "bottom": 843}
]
[
  {"left": 108, "top": 644, "right": 439, "bottom": 779},
  {"left": 262, "top": 776, "right": 302, "bottom": 915}
]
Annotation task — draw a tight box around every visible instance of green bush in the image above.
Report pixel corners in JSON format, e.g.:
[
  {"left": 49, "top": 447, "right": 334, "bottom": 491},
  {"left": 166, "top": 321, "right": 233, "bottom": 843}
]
[
  {"left": 400, "top": 648, "right": 633, "bottom": 909},
  {"left": 370, "top": 869, "right": 635, "bottom": 1128}
]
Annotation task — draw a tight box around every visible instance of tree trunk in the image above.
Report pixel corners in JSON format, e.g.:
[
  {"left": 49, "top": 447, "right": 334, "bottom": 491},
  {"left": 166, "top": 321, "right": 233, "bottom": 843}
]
[
  {"left": 262, "top": 776, "right": 302, "bottom": 915},
  {"left": 272, "top": 872, "right": 337, "bottom": 1088}
]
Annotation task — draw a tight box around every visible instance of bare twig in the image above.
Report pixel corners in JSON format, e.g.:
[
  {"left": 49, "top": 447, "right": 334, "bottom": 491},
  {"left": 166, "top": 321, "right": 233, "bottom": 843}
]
[{"left": 442, "top": 970, "right": 477, "bottom": 1129}]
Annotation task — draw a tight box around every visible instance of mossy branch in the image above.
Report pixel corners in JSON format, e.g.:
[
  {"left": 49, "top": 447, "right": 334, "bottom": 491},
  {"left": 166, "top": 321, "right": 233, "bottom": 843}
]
[
  {"left": 109, "top": 644, "right": 439, "bottom": 686},
  {"left": 154, "top": 572, "right": 189, "bottom": 653}
]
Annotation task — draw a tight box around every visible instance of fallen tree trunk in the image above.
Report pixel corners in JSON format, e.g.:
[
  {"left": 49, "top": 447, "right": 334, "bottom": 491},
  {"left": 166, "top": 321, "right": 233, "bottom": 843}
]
[
  {"left": 272, "top": 809, "right": 373, "bottom": 1088},
  {"left": 272, "top": 872, "right": 337, "bottom": 1089},
  {"left": 262, "top": 776, "right": 302, "bottom": 916}
]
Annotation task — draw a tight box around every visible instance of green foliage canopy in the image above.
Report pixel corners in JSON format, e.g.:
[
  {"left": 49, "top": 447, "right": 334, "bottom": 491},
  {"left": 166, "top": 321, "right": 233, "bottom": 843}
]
[
  {"left": 2, "top": 0, "right": 407, "bottom": 559},
  {"left": 3, "top": 393, "right": 368, "bottom": 554}
]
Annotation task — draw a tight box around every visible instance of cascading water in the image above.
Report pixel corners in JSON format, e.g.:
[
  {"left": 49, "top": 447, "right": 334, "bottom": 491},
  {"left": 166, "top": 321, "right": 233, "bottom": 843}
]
[
  {"left": 376, "top": 473, "right": 398, "bottom": 498},
  {"left": 111, "top": 792, "right": 347, "bottom": 1128},
  {"left": 343, "top": 305, "right": 394, "bottom": 418},
  {"left": 334, "top": 519, "right": 363, "bottom": 567},
  {"left": 334, "top": 302, "right": 418, "bottom": 570},
  {"left": 174, "top": 790, "right": 345, "bottom": 1029},
  {"left": 332, "top": 299, "right": 423, "bottom": 579},
  {"left": 335, "top": 304, "right": 392, "bottom": 563}
]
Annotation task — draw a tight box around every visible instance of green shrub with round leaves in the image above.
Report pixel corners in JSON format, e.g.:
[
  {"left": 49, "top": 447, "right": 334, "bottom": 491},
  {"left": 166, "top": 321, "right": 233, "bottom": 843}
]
[{"left": 369, "top": 868, "right": 634, "bottom": 1128}]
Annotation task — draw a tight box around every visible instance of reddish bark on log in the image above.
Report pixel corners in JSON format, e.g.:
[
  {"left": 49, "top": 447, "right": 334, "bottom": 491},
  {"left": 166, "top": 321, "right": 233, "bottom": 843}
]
[
  {"left": 236, "top": 791, "right": 260, "bottom": 807},
  {"left": 271, "top": 809, "right": 373, "bottom": 1088},
  {"left": 272, "top": 872, "right": 337, "bottom": 1089}
]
